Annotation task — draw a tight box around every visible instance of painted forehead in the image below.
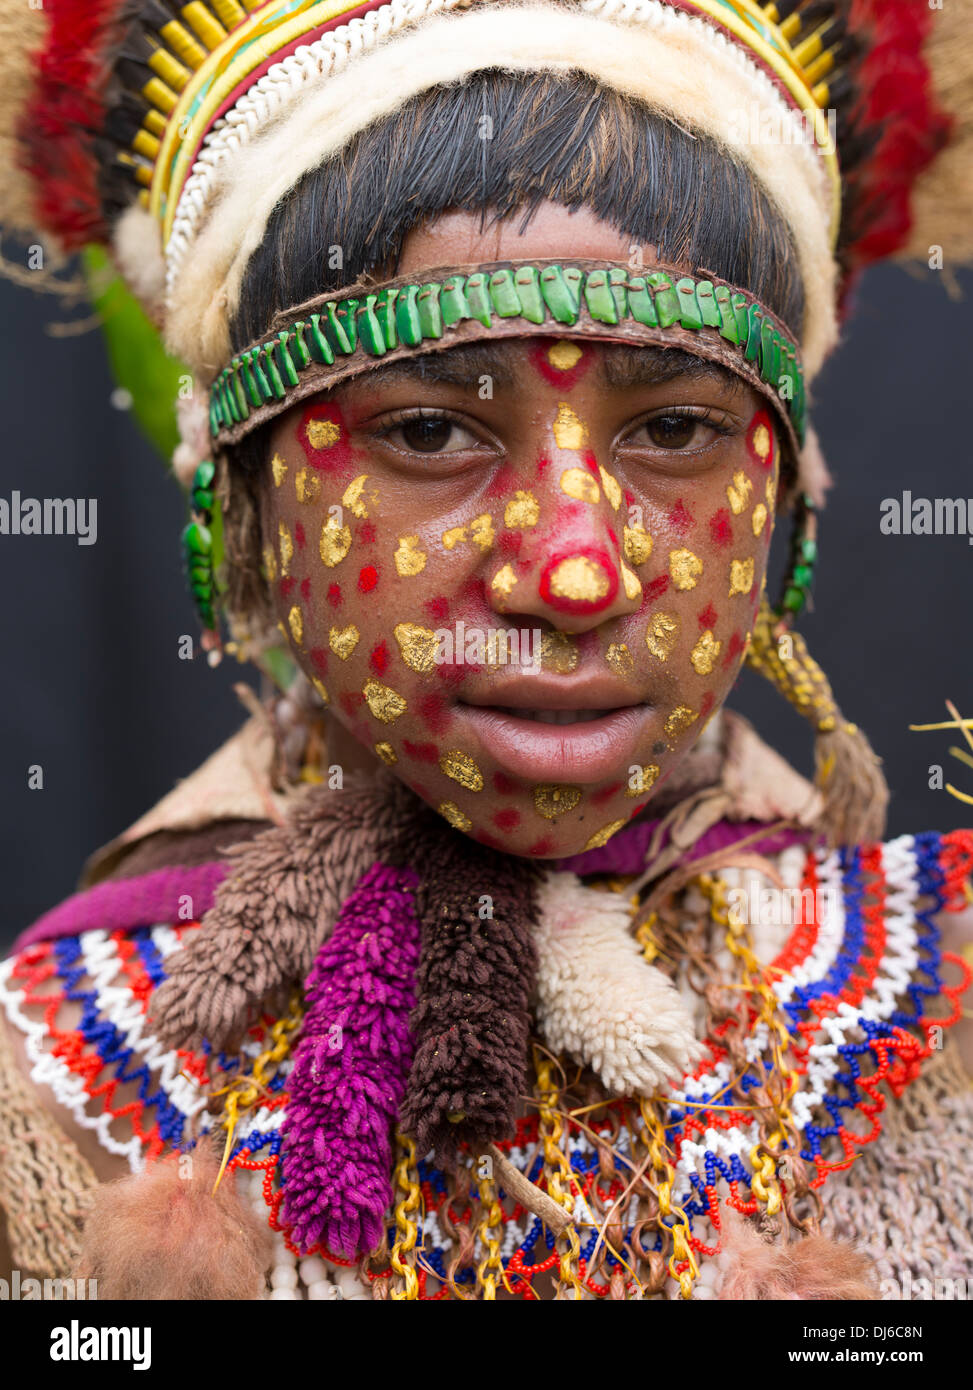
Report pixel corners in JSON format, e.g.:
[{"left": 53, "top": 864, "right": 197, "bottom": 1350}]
[{"left": 329, "top": 339, "right": 749, "bottom": 395}]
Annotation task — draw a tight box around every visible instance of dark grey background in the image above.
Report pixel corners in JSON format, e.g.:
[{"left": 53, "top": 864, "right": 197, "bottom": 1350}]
[{"left": 1, "top": 258, "right": 970, "bottom": 948}]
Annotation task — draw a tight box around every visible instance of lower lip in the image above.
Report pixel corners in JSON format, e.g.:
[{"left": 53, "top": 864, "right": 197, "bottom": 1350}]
[{"left": 458, "top": 704, "right": 653, "bottom": 782}]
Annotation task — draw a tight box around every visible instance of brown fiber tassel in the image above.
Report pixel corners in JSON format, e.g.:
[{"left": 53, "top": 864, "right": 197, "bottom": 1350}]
[
  {"left": 149, "top": 775, "right": 412, "bottom": 1052},
  {"left": 76, "top": 1146, "right": 271, "bottom": 1300},
  {"left": 746, "top": 595, "right": 888, "bottom": 846},
  {"left": 395, "top": 816, "right": 539, "bottom": 1167}
]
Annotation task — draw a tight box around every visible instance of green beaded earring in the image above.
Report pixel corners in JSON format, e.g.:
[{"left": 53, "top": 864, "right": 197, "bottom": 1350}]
[
  {"left": 182, "top": 459, "right": 218, "bottom": 633},
  {"left": 774, "top": 492, "right": 818, "bottom": 623}
]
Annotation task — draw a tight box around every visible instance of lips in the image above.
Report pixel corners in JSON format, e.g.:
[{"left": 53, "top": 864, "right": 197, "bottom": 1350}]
[{"left": 457, "top": 701, "right": 653, "bottom": 782}]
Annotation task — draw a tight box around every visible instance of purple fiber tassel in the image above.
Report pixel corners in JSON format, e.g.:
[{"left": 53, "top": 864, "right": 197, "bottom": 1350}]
[{"left": 280, "top": 862, "right": 420, "bottom": 1257}]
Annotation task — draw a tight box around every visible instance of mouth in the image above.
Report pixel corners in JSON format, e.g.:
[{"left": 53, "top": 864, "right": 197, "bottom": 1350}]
[{"left": 456, "top": 699, "right": 654, "bottom": 783}]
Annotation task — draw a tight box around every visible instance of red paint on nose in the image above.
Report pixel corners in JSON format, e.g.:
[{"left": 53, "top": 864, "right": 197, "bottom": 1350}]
[{"left": 539, "top": 547, "right": 619, "bottom": 615}]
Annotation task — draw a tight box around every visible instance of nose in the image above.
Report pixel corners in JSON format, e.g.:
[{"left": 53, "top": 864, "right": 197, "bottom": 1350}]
[{"left": 487, "top": 442, "right": 642, "bottom": 635}]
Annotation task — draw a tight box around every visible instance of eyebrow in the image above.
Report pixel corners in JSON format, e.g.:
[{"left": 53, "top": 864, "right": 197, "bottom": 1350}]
[{"left": 347, "top": 341, "right": 742, "bottom": 393}]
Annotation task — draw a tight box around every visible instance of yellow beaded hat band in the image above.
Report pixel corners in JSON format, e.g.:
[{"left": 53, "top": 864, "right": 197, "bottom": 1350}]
[{"left": 105, "top": 0, "right": 844, "bottom": 384}]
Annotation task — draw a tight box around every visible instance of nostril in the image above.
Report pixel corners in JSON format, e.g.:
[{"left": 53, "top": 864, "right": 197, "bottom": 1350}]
[{"left": 539, "top": 547, "right": 619, "bottom": 615}]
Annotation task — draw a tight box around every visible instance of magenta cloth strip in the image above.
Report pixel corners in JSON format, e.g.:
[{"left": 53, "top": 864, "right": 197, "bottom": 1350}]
[
  {"left": 9, "top": 861, "right": 232, "bottom": 955},
  {"left": 555, "top": 816, "right": 813, "bottom": 876}
]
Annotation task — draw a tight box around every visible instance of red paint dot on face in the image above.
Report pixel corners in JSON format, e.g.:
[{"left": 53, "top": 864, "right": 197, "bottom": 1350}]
[
  {"left": 486, "top": 463, "right": 518, "bottom": 499},
  {"left": 537, "top": 454, "right": 551, "bottom": 475},
  {"left": 340, "top": 691, "right": 365, "bottom": 717},
  {"left": 709, "top": 508, "right": 733, "bottom": 548},
  {"left": 358, "top": 565, "right": 378, "bottom": 593},
  {"left": 309, "top": 647, "right": 328, "bottom": 675},
  {"left": 700, "top": 690, "right": 716, "bottom": 718},
  {"left": 327, "top": 583, "right": 342, "bottom": 608},
  {"left": 698, "top": 602, "right": 718, "bottom": 629},
  {"left": 359, "top": 521, "right": 376, "bottom": 545},
  {"left": 369, "top": 640, "right": 389, "bottom": 675},
  {"left": 436, "top": 662, "right": 468, "bottom": 688},
  {"left": 528, "top": 339, "right": 592, "bottom": 390},
  {"left": 645, "top": 573, "right": 671, "bottom": 603},
  {"left": 747, "top": 408, "right": 776, "bottom": 469},
  {"left": 607, "top": 526, "right": 619, "bottom": 549},
  {"left": 493, "top": 771, "right": 517, "bottom": 795},
  {"left": 425, "top": 596, "right": 450, "bottom": 622},
  {"left": 280, "top": 577, "right": 295, "bottom": 599},
  {"left": 668, "top": 499, "right": 695, "bottom": 535},
  {"left": 498, "top": 530, "right": 523, "bottom": 558},
  {"left": 300, "top": 577, "right": 312, "bottom": 602},
  {"left": 629, "top": 803, "right": 647, "bottom": 817},
  {"left": 299, "top": 403, "right": 354, "bottom": 476},
  {"left": 418, "top": 692, "right": 451, "bottom": 735},
  {"left": 294, "top": 520, "right": 306, "bottom": 550},
  {"left": 540, "top": 546, "right": 619, "bottom": 615},
  {"left": 722, "top": 630, "right": 746, "bottom": 669},
  {"left": 403, "top": 739, "right": 439, "bottom": 763},
  {"left": 492, "top": 807, "right": 521, "bottom": 831},
  {"left": 592, "top": 782, "right": 624, "bottom": 805},
  {"left": 623, "top": 489, "right": 635, "bottom": 507},
  {"left": 528, "top": 837, "right": 555, "bottom": 856},
  {"left": 583, "top": 451, "right": 600, "bottom": 477}
]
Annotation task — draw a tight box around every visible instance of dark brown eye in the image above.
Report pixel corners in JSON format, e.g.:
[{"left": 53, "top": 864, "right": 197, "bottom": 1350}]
[
  {"left": 646, "top": 414, "right": 699, "bottom": 449},
  {"left": 401, "top": 417, "right": 455, "bottom": 452}
]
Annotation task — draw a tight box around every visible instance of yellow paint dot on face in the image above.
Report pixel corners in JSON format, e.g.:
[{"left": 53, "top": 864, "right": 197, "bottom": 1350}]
[
  {"left": 287, "top": 605, "right": 303, "bottom": 646},
  {"left": 669, "top": 548, "right": 703, "bottom": 590},
  {"left": 278, "top": 521, "right": 294, "bottom": 577},
  {"left": 752, "top": 423, "right": 772, "bottom": 462},
  {"left": 665, "top": 705, "right": 698, "bottom": 740},
  {"left": 394, "top": 535, "right": 426, "bottom": 576},
  {"left": 549, "top": 555, "right": 610, "bottom": 603},
  {"left": 560, "top": 467, "right": 600, "bottom": 505},
  {"left": 271, "top": 453, "right": 288, "bottom": 487},
  {"left": 646, "top": 612, "right": 680, "bottom": 661},
  {"left": 439, "top": 750, "right": 484, "bottom": 792},
  {"left": 329, "top": 624, "right": 360, "bottom": 660},
  {"left": 727, "top": 470, "right": 753, "bottom": 516},
  {"left": 540, "top": 631, "right": 579, "bottom": 675},
  {"left": 729, "top": 556, "right": 756, "bottom": 597},
  {"left": 504, "top": 490, "right": 540, "bottom": 530},
  {"left": 585, "top": 819, "right": 627, "bottom": 851},
  {"left": 311, "top": 677, "right": 329, "bottom": 705},
  {"left": 690, "top": 629, "right": 722, "bottom": 675},
  {"left": 751, "top": 503, "right": 768, "bottom": 537},
  {"left": 394, "top": 622, "right": 438, "bottom": 673},
  {"left": 552, "top": 402, "right": 589, "bottom": 449},
  {"left": 598, "top": 466, "right": 622, "bottom": 511},
  {"left": 470, "top": 514, "right": 495, "bottom": 551},
  {"left": 363, "top": 679, "right": 407, "bottom": 724},
  {"left": 547, "top": 340, "right": 583, "bottom": 371},
  {"left": 621, "top": 562, "right": 642, "bottom": 602},
  {"left": 295, "top": 467, "right": 321, "bottom": 504},
  {"left": 765, "top": 476, "right": 777, "bottom": 510},
  {"left": 439, "top": 801, "right": 472, "bottom": 833},
  {"left": 262, "top": 544, "right": 278, "bottom": 581},
  {"left": 374, "top": 741, "right": 397, "bottom": 766},
  {"left": 342, "top": 474, "right": 372, "bottom": 519},
  {"left": 491, "top": 564, "right": 518, "bottom": 600},
  {"left": 442, "top": 525, "right": 467, "bottom": 550},
  {"left": 626, "top": 764, "right": 659, "bottom": 798},
  {"left": 533, "top": 784, "right": 583, "bottom": 820},
  {"left": 605, "top": 642, "right": 634, "bottom": 677},
  {"left": 306, "top": 418, "right": 341, "bottom": 450},
  {"left": 623, "top": 525, "right": 653, "bottom": 566},
  {"left": 319, "top": 514, "right": 352, "bottom": 568}
]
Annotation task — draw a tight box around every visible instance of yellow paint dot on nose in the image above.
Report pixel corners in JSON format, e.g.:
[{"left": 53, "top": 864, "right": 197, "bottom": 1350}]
[
  {"left": 549, "top": 555, "right": 610, "bottom": 603},
  {"left": 491, "top": 564, "right": 518, "bottom": 599},
  {"left": 560, "top": 467, "right": 600, "bottom": 504},
  {"left": 552, "top": 402, "right": 589, "bottom": 449},
  {"left": 547, "top": 340, "right": 583, "bottom": 371}
]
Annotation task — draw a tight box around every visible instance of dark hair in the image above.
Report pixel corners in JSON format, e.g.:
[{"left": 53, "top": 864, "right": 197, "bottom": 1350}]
[{"left": 223, "top": 69, "right": 804, "bottom": 623}]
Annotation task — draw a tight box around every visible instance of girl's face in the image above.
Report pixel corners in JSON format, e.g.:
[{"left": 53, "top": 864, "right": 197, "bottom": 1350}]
[{"left": 260, "top": 206, "right": 779, "bottom": 857}]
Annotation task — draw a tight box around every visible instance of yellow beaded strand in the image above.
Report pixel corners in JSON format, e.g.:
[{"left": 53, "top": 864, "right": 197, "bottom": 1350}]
[
  {"left": 534, "top": 1054, "right": 584, "bottom": 1299},
  {"left": 389, "top": 1132, "right": 421, "bottom": 1301}
]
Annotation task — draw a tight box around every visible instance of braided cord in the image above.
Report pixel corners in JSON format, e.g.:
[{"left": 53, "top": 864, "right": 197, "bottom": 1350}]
[
  {"left": 534, "top": 1055, "right": 584, "bottom": 1300},
  {"left": 389, "top": 1131, "right": 421, "bottom": 1300}
]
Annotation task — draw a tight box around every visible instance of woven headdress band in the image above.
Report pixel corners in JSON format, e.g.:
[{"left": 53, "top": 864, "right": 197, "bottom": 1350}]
[{"left": 209, "top": 257, "right": 806, "bottom": 456}]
